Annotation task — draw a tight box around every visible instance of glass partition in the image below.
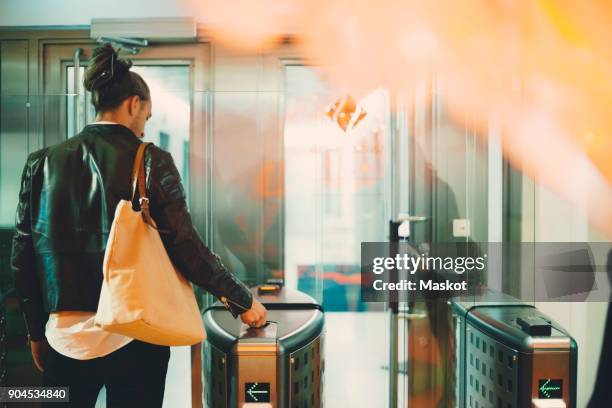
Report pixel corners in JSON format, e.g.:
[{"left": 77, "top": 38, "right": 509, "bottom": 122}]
[
  {"left": 0, "top": 94, "right": 30, "bottom": 228},
  {"left": 387, "top": 78, "right": 496, "bottom": 406}
]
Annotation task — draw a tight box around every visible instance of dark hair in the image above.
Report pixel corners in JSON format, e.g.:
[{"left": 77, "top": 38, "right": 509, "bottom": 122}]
[{"left": 83, "top": 43, "right": 150, "bottom": 112}]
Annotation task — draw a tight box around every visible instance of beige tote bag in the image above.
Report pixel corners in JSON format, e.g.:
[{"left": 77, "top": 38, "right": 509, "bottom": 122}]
[{"left": 95, "top": 142, "right": 206, "bottom": 346}]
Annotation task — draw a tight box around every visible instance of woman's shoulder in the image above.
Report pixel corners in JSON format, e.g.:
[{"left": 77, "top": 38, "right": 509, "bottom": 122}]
[
  {"left": 25, "top": 146, "right": 50, "bottom": 168},
  {"left": 142, "top": 143, "right": 184, "bottom": 199},
  {"left": 143, "top": 143, "right": 176, "bottom": 168}
]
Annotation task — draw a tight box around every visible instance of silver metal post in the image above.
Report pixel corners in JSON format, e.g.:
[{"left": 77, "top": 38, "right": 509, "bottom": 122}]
[
  {"left": 388, "top": 92, "right": 399, "bottom": 408},
  {"left": 389, "top": 308, "right": 399, "bottom": 408},
  {"left": 73, "top": 48, "right": 82, "bottom": 133}
]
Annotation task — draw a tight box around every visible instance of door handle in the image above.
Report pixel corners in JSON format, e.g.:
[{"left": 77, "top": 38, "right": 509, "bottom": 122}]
[
  {"left": 395, "top": 213, "right": 428, "bottom": 238},
  {"left": 397, "top": 213, "right": 428, "bottom": 222}
]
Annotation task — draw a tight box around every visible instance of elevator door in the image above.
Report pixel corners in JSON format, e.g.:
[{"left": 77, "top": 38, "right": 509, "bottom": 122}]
[{"left": 42, "top": 41, "right": 210, "bottom": 408}]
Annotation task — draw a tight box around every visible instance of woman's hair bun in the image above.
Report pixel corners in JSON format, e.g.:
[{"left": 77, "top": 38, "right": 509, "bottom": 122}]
[
  {"left": 83, "top": 43, "right": 132, "bottom": 92},
  {"left": 82, "top": 43, "right": 150, "bottom": 113}
]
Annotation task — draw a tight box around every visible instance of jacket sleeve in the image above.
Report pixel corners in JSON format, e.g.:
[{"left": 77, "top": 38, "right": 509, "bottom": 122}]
[
  {"left": 146, "top": 146, "right": 253, "bottom": 318},
  {"left": 11, "top": 153, "right": 48, "bottom": 341}
]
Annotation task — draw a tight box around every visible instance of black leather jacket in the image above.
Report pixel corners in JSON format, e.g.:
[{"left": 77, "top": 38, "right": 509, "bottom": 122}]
[{"left": 10, "top": 123, "right": 253, "bottom": 341}]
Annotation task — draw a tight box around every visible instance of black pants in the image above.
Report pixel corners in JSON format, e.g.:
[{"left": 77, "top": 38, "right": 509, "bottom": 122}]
[{"left": 42, "top": 340, "right": 170, "bottom": 408}]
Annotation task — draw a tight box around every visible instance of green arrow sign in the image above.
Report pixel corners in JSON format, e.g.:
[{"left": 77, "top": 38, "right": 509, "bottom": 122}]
[{"left": 538, "top": 379, "right": 563, "bottom": 399}]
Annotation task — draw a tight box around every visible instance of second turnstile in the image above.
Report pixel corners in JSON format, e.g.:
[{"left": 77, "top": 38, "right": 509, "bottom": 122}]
[{"left": 452, "top": 299, "right": 577, "bottom": 408}]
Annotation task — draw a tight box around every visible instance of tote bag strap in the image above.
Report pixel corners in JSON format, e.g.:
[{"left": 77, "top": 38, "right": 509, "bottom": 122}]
[{"left": 130, "top": 142, "right": 156, "bottom": 228}]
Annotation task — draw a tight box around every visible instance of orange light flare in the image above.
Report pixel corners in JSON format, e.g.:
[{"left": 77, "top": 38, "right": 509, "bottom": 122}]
[
  {"left": 183, "top": 0, "right": 612, "bottom": 237},
  {"left": 441, "top": 0, "right": 612, "bottom": 237},
  {"left": 297, "top": 0, "right": 445, "bottom": 100}
]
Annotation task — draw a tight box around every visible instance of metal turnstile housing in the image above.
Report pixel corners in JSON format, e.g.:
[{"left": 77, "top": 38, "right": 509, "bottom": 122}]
[
  {"left": 452, "top": 297, "right": 577, "bottom": 408},
  {"left": 203, "top": 286, "right": 325, "bottom": 408}
]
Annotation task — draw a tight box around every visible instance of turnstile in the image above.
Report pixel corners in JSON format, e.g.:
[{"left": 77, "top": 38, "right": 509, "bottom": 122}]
[
  {"left": 452, "top": 298, "right": 577, "bottom": 408},
  {"left": 203, "top": 285, "right": 325, "bottom": 408}
]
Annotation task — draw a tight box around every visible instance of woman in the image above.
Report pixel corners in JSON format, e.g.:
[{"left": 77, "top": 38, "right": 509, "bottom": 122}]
[{"left": 10, "top": 43, "right": 266, "bottom": 407}]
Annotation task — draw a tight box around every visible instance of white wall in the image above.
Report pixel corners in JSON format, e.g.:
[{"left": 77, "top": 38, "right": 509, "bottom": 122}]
[{"left": 0, "top": 0, "right": 190, "bottom": 26}]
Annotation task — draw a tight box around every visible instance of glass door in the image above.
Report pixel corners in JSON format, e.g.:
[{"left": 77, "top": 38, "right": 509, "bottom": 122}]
[
  {"left": 282, "top": 64, "right": 393, "bottom": 406},
  {"left": 390, "top": 79, "right": 492, "bottom": 407}
]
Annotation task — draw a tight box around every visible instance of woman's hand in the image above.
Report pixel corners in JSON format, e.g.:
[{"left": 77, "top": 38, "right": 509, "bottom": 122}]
[
  {"left": 30, "top": 338, "right": 50, "bottom": 372},
  {"left": 240, "top": 298, "right": 267, "bottom": 328}
]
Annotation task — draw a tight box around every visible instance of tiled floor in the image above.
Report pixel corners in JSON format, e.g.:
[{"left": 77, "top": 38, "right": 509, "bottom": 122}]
[
  {"left": 95, "top": 312, "right": 391, "bottom": 407},
  {"left": 324, "top": 312, "right": 390, "bottom": 407}
]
